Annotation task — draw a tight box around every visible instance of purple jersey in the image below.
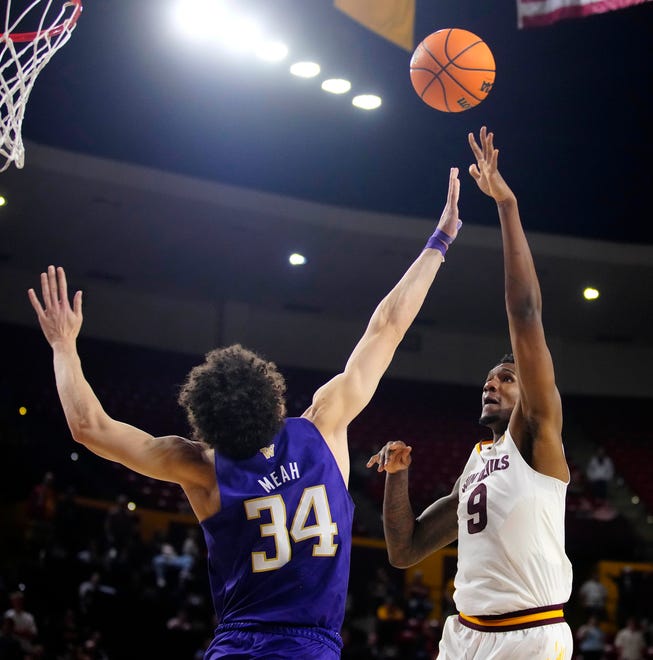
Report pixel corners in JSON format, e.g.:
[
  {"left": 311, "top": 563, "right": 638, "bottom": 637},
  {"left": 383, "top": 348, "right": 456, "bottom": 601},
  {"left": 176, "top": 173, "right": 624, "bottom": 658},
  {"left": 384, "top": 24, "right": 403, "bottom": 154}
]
[{"left": 200, "top": 417, "right": 354, "bottom": 635}]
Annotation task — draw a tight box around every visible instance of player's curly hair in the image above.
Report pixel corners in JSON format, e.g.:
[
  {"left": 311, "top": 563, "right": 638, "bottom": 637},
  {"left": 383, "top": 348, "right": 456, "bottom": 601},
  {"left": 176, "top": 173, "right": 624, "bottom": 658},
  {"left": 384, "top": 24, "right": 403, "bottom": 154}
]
[{"left": 178, "top": 344, "right": 287, "bottom": 460}]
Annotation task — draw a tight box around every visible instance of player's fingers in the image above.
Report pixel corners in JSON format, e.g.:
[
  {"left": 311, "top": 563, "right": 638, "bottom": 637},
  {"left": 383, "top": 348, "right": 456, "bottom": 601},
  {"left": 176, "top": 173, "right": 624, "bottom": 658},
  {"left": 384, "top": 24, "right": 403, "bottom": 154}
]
[
  {"left": 57, "top": 267, "right": 69, "bottom": 307},
  {"left": 47, "top": 265, "right": 59, "bottom": 307},
  {"left": 73, "top": 290, "right": 83, "bottom": 316},
  {"left": 366, "top": 454, "right": 378, "bottom": 467},
  {"left": 448, "top": 170, "right": 460, "bottom": 203},
  {"left": 482, "top": 129, "right": 492, "bottom": 161},
  {"left": 468, "top": 164, "right": 481, "bottom": 181},
  {"left": 27, "top": 288, "right": 45, "bottom": 317},
  {"left": 41, "top": 270, "right": 53, "bottom": 309},
  {"left": 491, "top": 148, "right": 499, "bottom": 170},
  {"left": 468, "top": 132, "right": 482, "bottom": 160}
]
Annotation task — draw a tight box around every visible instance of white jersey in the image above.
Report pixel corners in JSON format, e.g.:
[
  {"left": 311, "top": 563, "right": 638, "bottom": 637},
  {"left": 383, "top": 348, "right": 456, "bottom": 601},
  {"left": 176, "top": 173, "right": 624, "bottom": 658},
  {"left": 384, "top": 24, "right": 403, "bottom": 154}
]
[{"left": 454, "top": 428, "right": 572, "bottom": 616}]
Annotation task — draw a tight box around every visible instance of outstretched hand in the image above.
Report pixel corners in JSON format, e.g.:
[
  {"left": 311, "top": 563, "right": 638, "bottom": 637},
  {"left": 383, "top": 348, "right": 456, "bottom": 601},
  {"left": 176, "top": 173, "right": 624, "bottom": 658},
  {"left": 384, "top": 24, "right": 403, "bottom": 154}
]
[
  {"left": 28, "top": 265, "right": 83, "bottom": 348},
  {"left": 436, "top": 167, "right": 462, "bottom": 240},
  {"left": 468, "top": 127, "right": 515, "bottom": 203},
  {"left": 366, "top": 440, "right": 413, "bottom": 474}
]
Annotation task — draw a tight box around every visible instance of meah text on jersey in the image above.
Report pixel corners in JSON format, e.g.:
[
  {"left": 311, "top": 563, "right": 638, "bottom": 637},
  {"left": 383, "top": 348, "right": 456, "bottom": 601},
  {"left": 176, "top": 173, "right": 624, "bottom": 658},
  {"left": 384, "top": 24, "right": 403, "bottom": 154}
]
[{"left": 258, "top": 462, "right": 301, "bottom": 494}]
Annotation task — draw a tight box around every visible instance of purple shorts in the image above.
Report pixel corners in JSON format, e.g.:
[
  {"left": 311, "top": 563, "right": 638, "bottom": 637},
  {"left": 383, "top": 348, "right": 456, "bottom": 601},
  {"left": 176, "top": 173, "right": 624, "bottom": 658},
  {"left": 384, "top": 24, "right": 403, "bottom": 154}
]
[{"left": 205, "top": 622, "right": 342, "bottom": 659}]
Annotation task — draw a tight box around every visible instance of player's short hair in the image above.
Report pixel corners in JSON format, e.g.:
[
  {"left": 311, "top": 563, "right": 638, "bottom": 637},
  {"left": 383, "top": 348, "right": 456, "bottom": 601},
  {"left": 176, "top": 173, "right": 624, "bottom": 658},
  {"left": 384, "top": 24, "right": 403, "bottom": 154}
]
[
  {"left": 496, "top": 352, "right": 514, "bottom": 366},
  {"left": 178, "top": 344, "right": 286, "bottom": 460}
]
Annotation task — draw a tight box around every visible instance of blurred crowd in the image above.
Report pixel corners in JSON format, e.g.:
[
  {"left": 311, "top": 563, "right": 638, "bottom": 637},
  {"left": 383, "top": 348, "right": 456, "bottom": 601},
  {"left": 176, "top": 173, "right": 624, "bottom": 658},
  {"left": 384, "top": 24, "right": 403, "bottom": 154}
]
[{"left": 2, "top": 470, "right": 653, "bottom": 660}]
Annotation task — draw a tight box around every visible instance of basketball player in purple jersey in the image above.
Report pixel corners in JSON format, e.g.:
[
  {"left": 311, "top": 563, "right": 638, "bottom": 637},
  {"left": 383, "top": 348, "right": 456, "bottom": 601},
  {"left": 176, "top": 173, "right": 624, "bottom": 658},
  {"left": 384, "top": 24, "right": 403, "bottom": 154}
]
[
  {"left": 368, "top": 128, "right": 573, "bottom": 659},
  {"left": 28, "top": 169, "right": 462, "bottom": 659}
]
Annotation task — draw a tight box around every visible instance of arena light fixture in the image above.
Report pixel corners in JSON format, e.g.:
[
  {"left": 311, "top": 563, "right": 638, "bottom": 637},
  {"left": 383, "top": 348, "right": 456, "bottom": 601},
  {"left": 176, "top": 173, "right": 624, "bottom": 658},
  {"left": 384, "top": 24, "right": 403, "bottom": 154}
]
[
  {"left": 583, "top": 287, "right": 599, "bottom": 301},
  {"left": 352, "top": 94, "right": 382, "bottom": 110},
  {"left": 220, "top": 17, "right": 263, "bottom": 53},
  {"left": 290, "top": 61, "right": 321, "bottom": 78},
  {"left": 321, "top": 78, "right": 351, "bottom": 94},
  {"left": 289, "top": 253, "right": 307, "bottom": 266},
  {"left": 255, "top": 40, "right": 289, "bottom": 62},
  {"left": 173, "top": 0, "right": 231, "bottom": 41},
  {"left": 0, "top": 196, "right": 6, "bottom": 206}
]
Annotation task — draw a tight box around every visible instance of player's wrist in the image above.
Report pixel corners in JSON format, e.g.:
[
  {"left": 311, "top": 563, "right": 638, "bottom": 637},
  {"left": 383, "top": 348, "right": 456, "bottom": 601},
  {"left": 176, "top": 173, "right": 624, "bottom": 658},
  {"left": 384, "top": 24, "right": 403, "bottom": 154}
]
[
  {"left": 51, "top": 337, "right": 77, "bottom": 353},
  {"left": 495, "top": 192, "right": 517, "bottom": 207},
  {"left": 424, "top": 223, "right": 460, "bottom": 258}
]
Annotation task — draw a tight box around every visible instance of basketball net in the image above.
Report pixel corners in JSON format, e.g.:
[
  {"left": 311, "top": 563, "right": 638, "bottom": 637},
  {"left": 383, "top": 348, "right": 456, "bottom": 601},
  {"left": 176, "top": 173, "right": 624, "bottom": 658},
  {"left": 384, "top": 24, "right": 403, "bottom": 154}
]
[{"left": 0, "top": 0, "right": 82, "bottom": 172}]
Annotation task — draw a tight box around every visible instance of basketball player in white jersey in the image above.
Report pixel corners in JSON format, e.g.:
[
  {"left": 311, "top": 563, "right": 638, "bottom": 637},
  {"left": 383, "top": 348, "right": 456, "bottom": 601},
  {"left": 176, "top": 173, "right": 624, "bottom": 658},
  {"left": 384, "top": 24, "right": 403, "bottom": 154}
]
[{"left": 368, "top": 127, "right": 573, "bottom": 660}]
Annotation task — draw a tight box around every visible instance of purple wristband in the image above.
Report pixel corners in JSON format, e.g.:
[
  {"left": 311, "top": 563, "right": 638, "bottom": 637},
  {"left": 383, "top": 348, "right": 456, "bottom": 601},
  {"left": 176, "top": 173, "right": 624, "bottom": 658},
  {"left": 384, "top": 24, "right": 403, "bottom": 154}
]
[{"left": 425, "top": 228, "right": 456, "bottom": 257}]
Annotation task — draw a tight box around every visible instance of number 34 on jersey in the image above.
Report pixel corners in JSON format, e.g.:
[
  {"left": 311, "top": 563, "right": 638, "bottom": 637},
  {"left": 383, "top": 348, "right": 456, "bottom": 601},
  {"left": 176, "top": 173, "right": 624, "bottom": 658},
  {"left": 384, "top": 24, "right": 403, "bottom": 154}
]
[{"left": 244, "top": 485, "right": 338, "bottom": 572}]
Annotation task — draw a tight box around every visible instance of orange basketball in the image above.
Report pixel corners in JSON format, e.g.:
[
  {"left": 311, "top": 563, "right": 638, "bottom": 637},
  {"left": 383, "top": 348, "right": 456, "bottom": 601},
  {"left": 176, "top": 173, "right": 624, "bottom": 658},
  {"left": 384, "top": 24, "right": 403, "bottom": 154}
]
[{"left": 410, "top": 28, "right": 495, "bottom": 113}]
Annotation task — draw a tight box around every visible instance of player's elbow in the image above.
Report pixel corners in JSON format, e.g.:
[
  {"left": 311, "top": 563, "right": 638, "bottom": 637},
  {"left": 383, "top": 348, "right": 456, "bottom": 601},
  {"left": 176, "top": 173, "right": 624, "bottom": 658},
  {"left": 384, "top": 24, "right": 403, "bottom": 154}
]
[
  {"left": 506, "top": 298, "right": 541, "bottom": 323},
  {"left": 386, "top": 547, "right": 416, "bottom": 570},
  {"left": 68, "top": 412, "right": 106, "bottom": 447}
]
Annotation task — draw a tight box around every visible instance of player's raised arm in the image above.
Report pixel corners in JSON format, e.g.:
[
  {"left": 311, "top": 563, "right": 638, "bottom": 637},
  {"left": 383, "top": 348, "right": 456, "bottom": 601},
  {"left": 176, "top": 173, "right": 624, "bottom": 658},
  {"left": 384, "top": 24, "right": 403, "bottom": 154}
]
[
  {"left": 468, "top": 127, "right": 566, "bottom": 481},
  {"left": 303, "top": 169, "right": 462, "bottom": 466},
  {"left": 28, "top": 267, "right": 211, "bottom": 495}
]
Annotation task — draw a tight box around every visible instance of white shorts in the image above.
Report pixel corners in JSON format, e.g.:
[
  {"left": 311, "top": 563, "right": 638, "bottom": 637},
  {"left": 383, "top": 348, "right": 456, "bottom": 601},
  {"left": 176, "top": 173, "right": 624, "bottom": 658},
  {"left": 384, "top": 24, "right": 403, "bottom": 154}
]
[{"left": 438, "top": 615, "right": 573, "bottom": 660}]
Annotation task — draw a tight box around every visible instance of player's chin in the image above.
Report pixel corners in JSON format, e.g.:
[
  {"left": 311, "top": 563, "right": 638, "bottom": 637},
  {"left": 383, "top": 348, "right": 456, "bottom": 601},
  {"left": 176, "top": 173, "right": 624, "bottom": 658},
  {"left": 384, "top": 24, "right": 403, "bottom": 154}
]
[{"left": 478, "top": 412, "right": 499, "bottom": 427}]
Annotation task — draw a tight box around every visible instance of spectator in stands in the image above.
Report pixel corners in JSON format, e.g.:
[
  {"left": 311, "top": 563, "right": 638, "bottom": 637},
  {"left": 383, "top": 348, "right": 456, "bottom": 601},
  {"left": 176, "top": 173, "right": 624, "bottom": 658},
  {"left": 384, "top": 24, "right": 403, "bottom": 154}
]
[
  {"left": 0, "top": 615, "right": 23, "bottom": 660},
  {"left": 370, "top": 566, "right": 394, "bottom": 609},
  {"left": 405, "top": 570, "right": 432, "bottom": 621},
  {"left": 152, "top": 540, "right": 195, "bottom": 588},
  {"left": 181, "top": 528, "right": 201, "bottom": 564},
  {"left": 26, "top": 471, "right": 58, "bottom": 550},
  {"left": 4, "top": 591, "right": 38, "bottom": 656},
  {"left": 375, "top": 595, "right": 405, "bottom": 648},
  {"left": 586, "top": 447, "right": 614, "bottom": 503},
  {"left": 576, "top": 615, "right": 605, "bottom": 660},
  {"left": 78, "top": 572, "right": 117, "bottom": 626},
  {"left": 614, "top": 567, "right": 647, "bottom": 627},
  {"left": 614, "top": 618, "right": 646, "bottom": 660},
  {"left": 579, "top": 571, "right": 608, "bottom": 620},
  {"left": 104, "top": 494, "right": 139, "bottom": 550}
]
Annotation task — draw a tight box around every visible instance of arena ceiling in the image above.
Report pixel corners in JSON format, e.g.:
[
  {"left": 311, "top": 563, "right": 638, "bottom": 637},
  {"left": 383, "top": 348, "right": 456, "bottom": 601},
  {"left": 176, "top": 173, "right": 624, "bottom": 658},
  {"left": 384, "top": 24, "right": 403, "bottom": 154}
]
[{"left": 0, "top": 0, "right": 652, "bottom": 355}]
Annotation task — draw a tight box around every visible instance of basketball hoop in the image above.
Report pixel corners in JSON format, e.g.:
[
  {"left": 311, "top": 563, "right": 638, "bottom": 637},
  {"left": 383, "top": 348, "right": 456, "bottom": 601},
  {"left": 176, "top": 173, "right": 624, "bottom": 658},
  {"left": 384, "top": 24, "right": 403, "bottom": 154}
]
[{"left": 0, "top": 0, "right": 82, "bottom": 171}]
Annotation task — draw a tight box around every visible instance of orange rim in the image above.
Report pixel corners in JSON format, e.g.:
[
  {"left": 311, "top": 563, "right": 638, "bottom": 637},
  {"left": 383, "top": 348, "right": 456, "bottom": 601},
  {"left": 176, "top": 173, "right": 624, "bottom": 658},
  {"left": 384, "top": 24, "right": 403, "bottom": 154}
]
[{"left": 1, "top": 0, "right": 82, "bottom": 43}]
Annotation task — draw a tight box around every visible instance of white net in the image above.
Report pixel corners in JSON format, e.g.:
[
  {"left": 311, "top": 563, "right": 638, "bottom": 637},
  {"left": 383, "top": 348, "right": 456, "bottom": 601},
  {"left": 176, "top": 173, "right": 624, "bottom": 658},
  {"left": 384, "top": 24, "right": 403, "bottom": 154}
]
[{"left": 0, "top": 0, "right": 81, "bottom": 171}]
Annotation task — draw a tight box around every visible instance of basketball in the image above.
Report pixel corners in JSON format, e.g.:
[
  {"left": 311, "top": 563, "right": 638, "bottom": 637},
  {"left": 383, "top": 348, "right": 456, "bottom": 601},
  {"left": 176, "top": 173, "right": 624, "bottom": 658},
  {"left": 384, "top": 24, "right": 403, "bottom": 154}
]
[{"left": 410, "top": 28, "right": 495, "bottom": 113}]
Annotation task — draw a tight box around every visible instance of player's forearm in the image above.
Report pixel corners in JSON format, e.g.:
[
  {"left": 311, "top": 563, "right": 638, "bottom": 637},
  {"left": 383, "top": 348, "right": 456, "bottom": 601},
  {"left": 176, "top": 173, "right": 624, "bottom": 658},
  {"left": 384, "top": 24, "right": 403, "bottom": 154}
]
[
  {"left": 370, "top": 249, "right": 443, "bottom": 339},
  {"left": 383, "top": 470, "right": 420, "bottom": 568},
  {"left": 496, "top": 197, "right": 542, "bottom": 318},
  {"left": 52, "top": 341, "right": 112, "bottom": 444}
]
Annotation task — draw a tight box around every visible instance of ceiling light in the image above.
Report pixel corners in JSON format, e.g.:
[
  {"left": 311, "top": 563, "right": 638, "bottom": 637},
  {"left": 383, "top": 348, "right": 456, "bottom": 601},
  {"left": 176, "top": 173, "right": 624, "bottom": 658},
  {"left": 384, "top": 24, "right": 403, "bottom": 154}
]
[
  {"left": 352, "top": 94, "right": 382, "bottom": 110},
  {"left": 173, "top": 0, "right": 230, "bottom": 40},
  {"left": 0, "top": 196, "right": 6, "bottom": 206},
  {"left": 220, "top": 17, "right": 262, "bottom": 52},
  {"left": 289, "top": 253, "right": 306, "bottom": 266},
  {"left": 290, "top": 61, "right": 320, "bottom": 78},
  {"left": 583, "top": 287, "right": 599, "bottom": 301},
  {"left": 321, "top": 78, "right": 351, "bottom": 94},
  {"left": 255, "top": 40, "right": 288, "bottom": 62}
]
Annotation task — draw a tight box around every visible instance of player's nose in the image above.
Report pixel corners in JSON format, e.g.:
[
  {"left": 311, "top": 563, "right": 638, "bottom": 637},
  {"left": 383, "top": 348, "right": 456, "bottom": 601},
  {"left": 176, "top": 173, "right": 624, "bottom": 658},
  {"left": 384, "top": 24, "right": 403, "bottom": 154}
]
[{"left": 483, "top": 378, "right": 497, "bottom": 392}]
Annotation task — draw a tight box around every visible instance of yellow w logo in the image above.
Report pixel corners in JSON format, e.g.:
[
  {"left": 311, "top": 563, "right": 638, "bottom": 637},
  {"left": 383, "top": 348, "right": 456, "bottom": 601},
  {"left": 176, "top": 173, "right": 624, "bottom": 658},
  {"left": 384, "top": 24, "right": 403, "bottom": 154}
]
[{"left": 259, "top": 444, "right": 275, "bottom": 459}]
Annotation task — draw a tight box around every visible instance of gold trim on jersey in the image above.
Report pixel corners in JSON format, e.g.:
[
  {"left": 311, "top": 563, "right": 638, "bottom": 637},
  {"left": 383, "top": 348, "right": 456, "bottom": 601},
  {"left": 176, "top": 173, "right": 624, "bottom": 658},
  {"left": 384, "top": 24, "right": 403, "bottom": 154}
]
[{"left": 459, "top": 604, "right": 566, "bottom": 632}]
